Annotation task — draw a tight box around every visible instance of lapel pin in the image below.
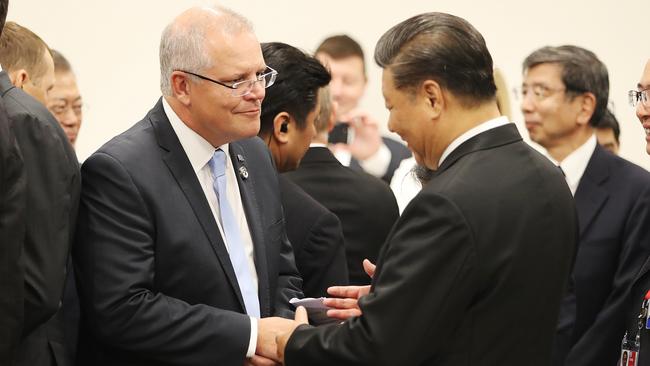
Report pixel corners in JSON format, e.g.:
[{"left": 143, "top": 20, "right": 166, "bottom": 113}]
[
  {"left": 236, "top": 154, "right": 245, "bottom": 162},
  {"left": 238, "top": 166, "right": 249, "bottom": 180}
]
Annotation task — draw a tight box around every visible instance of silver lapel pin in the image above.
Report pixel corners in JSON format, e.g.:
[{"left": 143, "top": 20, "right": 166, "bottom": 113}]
[{"left": 238, "top": 166, "right": 249, "bottom": 180}]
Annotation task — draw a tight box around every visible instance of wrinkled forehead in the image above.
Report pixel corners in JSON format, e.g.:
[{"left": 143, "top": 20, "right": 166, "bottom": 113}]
[{"left": 206, "top": 29, "right": 265, "bottom": 75}]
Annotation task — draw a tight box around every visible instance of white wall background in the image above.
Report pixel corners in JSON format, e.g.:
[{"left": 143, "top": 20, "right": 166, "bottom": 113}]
[{"left": 9, "top": 0, "right": 650, "bottom": 168}]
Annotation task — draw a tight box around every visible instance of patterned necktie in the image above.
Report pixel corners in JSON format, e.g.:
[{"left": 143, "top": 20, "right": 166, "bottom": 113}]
[{"left": 208, "top": 149, "right": 260, "bottom": 318}]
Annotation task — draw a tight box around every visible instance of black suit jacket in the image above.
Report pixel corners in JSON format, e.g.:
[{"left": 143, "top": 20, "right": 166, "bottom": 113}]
[
  {"left": 279, "top": 175, "right": 348, "bottom": 298},
  {"left": 283, "top": 147, "right": 399, "bottom": 285},
  {"left": 556, "top": 145, "right": 650, "bottom": 365},
  {"left": 285, "top": 124, "right": 577, "bottom": 366},
  {"left": 349, "top": 136, "right": 411, "bottom": 183},
  {"left": 74, "top": 99, "right": 302, "bottom": 366},
  {"left": 0, "top": 95, "right": 25, "bottom": 364},
  {"left": 0, "top": 72, "right": 80, "bottom": 366}
]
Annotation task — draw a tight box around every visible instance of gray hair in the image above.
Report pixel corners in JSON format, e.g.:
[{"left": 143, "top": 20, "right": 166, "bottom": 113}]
[
  {"left": 159, "top": 5, "right": 253, "bottom": 96},
  {"left": 523, "top": 45, "right": 609, "bottom": 125}
]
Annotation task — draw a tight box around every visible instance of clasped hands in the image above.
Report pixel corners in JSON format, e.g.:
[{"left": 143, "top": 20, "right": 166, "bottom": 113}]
[{"left": 246, "top": 260, "right": 375, "bottom": 366}]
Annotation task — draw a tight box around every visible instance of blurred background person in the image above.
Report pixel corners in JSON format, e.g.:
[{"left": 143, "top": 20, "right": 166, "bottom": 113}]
[
  {"left": 0, "top": 21, "right": 54, "bottom": 105},
  {"left": 315, "top": 34, "right": 411, "bottom": 184},
  {"left": 258, "top": 42, "right": 348, "bottom": 298},
  {"left": 520, "top": 45, "right": 650, "bottom": 366},
  {"left": 283, "top": 72, "right": 399, "bottom": 286},
  {"left": 593, "top": 108, "right": 620, "bottom": 154},
  {"left": 0, "top": 19, "right": 80, "bottom": 366},
  {"left": 47, "top": 49, "right": 83, "bottom": 148}
]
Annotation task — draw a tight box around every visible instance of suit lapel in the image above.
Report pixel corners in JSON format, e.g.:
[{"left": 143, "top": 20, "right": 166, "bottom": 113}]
[
  {"left": 228, "top": 142, "right": 271, "bottom": 316},
  {"left": 150, "top": 99, "right": 246, "bottom": 311},
  {"left": 436, "top": 123, "right": 523, "bottom": 175},
  {"left": 574, "top": 146, "right": 610, "bottom": 237}
]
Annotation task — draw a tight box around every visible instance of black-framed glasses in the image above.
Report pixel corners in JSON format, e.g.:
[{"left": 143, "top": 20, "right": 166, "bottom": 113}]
[
  {"left": 629, "top": 89, "right": 649, "bottom": 107},
  {"left": 177, "top": 66, "right": 278, "bottom": 97}
]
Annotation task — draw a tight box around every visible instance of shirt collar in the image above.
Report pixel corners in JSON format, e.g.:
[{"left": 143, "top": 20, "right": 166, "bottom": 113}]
[
  {"left": 552, "top": 134, "right": 597, "bottom": 196},
  {"left": 438, "top": 116, "right": 510, "bottom": 167},
  {"left": 162, "top": 97, "right": 229, "bottom": 173}
]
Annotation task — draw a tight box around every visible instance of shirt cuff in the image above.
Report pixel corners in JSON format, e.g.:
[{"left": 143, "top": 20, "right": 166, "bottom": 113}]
[
  {"left": 359, "top": 143, "right": 391, "bottom": 177},
  {"left": 246, "top": 316, "right": 257, "bottom": 358}
]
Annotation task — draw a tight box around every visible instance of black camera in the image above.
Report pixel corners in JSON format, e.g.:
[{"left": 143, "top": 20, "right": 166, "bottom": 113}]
[{"left": 328, "top": 122, "right": 349, "bottom": 144}]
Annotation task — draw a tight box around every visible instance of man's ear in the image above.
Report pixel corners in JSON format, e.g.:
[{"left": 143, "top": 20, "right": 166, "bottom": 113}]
[
  {"left": 576, "top": 92, "right": 597, "bottom": 126},
  {"left": 273, "top": 112, "right": 292, "bottom": 144},
  {"left": 170, "top": 71, "right": 192, "bottom": 106},
  {"left": 421, "top": 79, "right": 444, "bottom": 119},
  {"left": 10, "top": 69, "right": 29, "bottom": 89}
]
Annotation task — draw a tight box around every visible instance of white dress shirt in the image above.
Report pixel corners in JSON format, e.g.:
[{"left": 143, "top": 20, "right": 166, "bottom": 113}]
[
  {"left": 439, "top": 116, "right": 511, "bottom": 167},
  {"left": 163, "top": 98, "right": 258, "bottom": 357},
  {"left": 548, "top": 134, "right": 597, "bottom": 196}
]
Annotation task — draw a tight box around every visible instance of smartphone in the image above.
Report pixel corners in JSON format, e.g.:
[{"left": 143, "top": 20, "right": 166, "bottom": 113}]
[{"left": 328, "top": 122, "right": 349, "bottom": 144}]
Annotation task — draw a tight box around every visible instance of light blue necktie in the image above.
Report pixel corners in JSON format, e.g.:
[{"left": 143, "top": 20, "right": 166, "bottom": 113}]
[{"left": 208, "top": 149, "right": 260, "bottom": 318}]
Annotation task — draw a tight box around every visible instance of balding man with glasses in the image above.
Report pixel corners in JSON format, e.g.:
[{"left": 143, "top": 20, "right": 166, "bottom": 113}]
[
  {"left": 519, "top": 46, "right": 650, "bottom": 366},
  {"left": 73, "top": 6, "right": 303, "bottom": 366}
]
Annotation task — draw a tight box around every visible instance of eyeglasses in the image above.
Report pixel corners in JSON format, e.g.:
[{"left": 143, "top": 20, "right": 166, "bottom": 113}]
[
  {"left": 628, "top": 89, "right": 649, "bottom": 107},
  {"left": 513, "top": 84, "right": 566, "bottom": 102},
  {"left": 177, "top": 66, "right": 277, "bottom": 97}
]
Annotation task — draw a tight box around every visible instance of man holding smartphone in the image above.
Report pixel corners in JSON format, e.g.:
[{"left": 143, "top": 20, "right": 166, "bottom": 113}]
[{"left": 315, "top": 35, "right": 411, "bottom": 183}]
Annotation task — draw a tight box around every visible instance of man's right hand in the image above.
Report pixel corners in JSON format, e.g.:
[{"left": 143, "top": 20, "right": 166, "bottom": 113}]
[
  {"left": 256, "top": 317, "right": 299, "bottom": 362},
  {"left": 323, "top": 259, "right": 376, "bottom": 320}
]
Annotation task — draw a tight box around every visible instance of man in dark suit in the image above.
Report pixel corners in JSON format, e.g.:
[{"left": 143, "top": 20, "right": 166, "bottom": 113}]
[
  {"left": 73, "top": 7, "right": 302, "bottom": 366},
  {"left": 283, "top": 100, "right": 399, "bottom": 286},
  {"left": 314, "top": 34, "right": 411, "bottom": 184},
  {"left": 0, "top": 19, "right": 80, "bottom": 366},
  {"left": 520, "top": 46, "right": 650, "bottom": 365},
  {"left": 267, "top": 12, "right": 577, "bottom": 365},
  {"left": 0, "top": 2, "right": 26, "bottom": 363},
  {"left": 622, "top": 58, "right": 650, "bottom": 366},
  {"left": 257, "top": 42, "right": 348, "bottom": 298}
]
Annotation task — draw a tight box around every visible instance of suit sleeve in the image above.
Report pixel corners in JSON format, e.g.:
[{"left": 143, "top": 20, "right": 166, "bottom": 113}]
[
  {"left": 566, "top": 184, "right": 650, "bottom": 365},
  {"left": 12, "top": 110, "right": 79, "bottom": 336},
  {"left": 298, "top": 211, "right": 348, "bottom": 297},
  {"left": 0, "top": 103, "right": 25, "bottom": 361},
  {"left": 74, "top": 152, "right": 252, "bottom": 366},
  {"left": 285, "top": 191, "right": 476, "bottom": 366},
  {"left": 271, "top": 214, "right": 304, "bottom": 319}
]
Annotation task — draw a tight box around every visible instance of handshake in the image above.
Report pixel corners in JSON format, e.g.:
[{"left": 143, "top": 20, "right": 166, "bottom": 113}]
[{"left": 245, "top": 260, "right": 375, "bottom": 366}]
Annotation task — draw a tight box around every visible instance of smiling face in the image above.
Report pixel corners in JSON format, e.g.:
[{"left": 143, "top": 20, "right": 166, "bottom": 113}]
[
  {"left": 520, "top": 63, "right": 585, "bottom": 150},
  {"left": 636, "top": 59, "right": 650, "bottom": 155},
  {"left": 316, "top": 53, "right": 366, "bottom": 118},
  {"left": 184, "top": 29, "right": 267, "bottom": 146},
  {"left": 382, "top": 68, "right": 435, "bottom": 168}
]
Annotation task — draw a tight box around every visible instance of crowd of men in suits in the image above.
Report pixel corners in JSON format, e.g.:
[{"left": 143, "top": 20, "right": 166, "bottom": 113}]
[{"left": 2, "top": 0, "right": 650, "bottom": 365}]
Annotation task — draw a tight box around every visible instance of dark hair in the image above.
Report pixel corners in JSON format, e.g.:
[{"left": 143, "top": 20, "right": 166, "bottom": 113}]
[
  {"left": 260, "top": 42, "right": 331, "bottom": 136},
  {"left": 51, "top": 49, "right": 73, "bottom": 74},
  {"left": 594, "top": 109, "right": 620, "bottom": 144},
  {"left": 523, "top": 45, "right": 609, "bottom": 125},
  {"left": 0, "top": 0, "right": 8, "bottom": 37},
  {"left": 0, "top": 21, "right": 52, "bottom": 81},
  {"left": 374, "top": 12, "right": 496, "bottom": 107}
]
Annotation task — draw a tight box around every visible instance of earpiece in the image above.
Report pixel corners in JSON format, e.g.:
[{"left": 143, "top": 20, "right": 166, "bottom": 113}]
[{"left": 280, "top": 121, "right": 288, "bottom": 133}]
